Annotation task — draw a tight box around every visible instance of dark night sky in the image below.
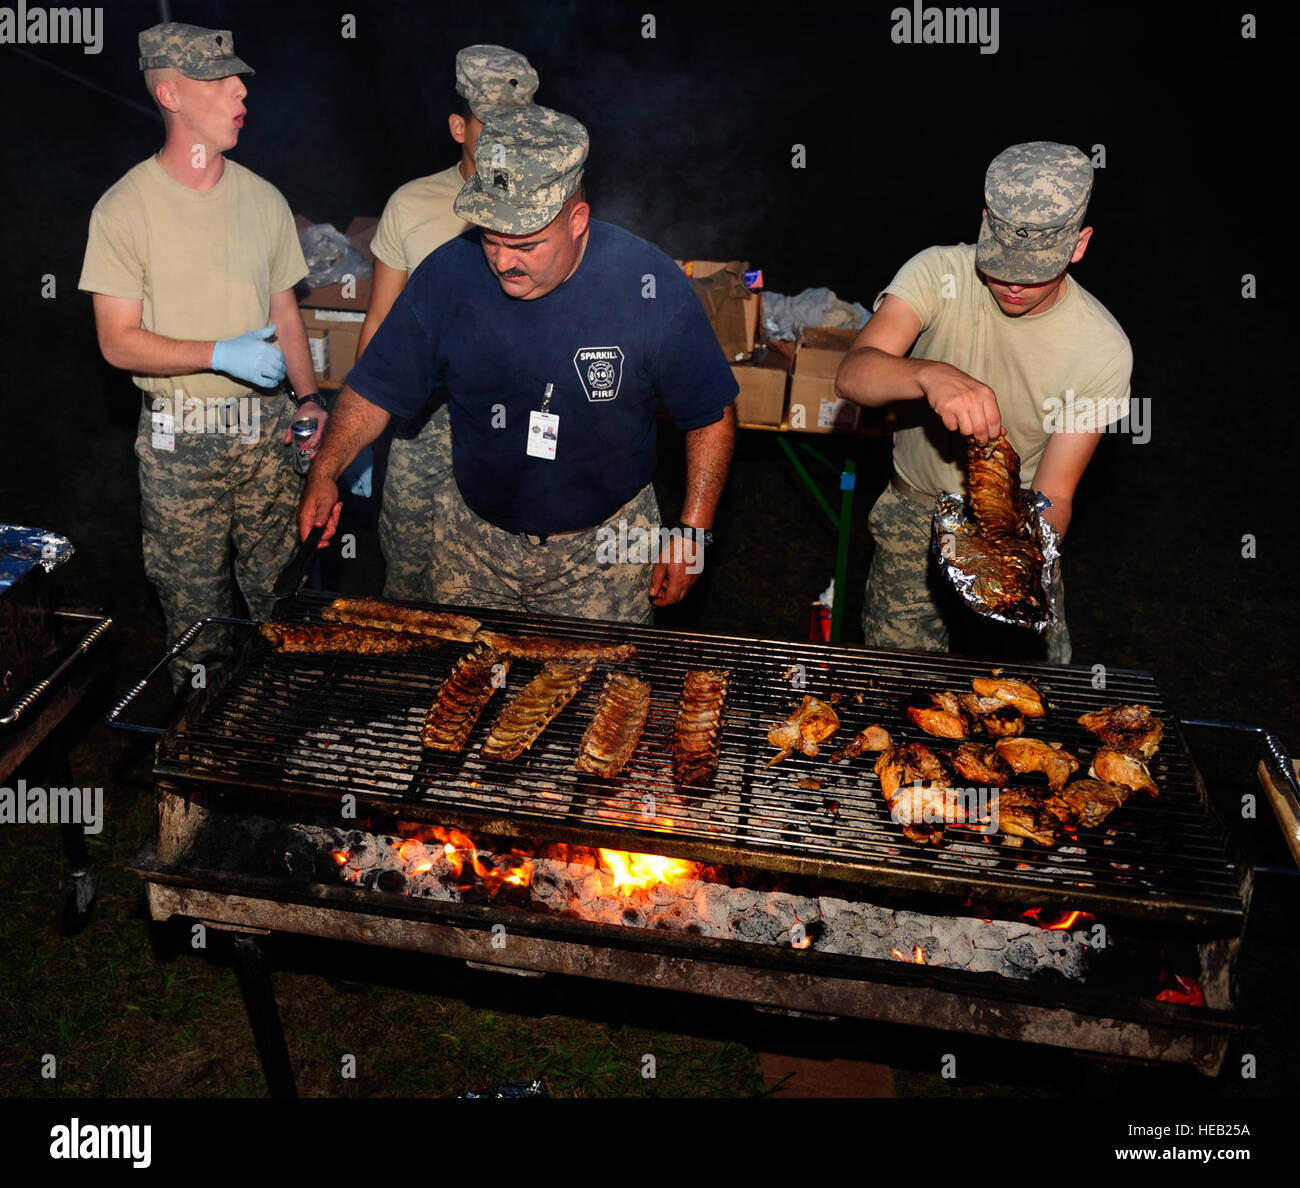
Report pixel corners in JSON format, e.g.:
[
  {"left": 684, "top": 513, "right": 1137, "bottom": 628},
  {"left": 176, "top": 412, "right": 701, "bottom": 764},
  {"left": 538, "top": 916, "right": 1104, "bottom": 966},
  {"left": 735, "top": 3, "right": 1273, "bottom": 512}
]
[{"left": 0, "top": 0, "right": 1292, "bottom": 687}]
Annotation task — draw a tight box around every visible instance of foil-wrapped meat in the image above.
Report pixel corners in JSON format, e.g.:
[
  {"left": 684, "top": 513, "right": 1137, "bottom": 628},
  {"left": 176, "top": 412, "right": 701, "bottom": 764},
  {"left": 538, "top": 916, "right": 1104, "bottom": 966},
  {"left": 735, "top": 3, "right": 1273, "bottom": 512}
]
[{"left": 933, "top": 435, "right": 1056, "bottom": 629}]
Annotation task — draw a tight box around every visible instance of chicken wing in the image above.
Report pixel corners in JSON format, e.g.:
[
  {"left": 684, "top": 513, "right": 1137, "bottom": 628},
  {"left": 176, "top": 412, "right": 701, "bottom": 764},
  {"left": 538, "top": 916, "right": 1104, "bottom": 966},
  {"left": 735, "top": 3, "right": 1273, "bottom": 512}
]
[{"left": 767, "top": 695, "right": 840, "bottom": 766}]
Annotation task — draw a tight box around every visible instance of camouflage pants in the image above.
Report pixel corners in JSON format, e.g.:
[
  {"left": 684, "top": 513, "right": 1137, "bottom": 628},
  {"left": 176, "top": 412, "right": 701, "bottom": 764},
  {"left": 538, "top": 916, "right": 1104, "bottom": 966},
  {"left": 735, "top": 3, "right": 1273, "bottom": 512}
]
[
  {"left": 378, "top": 403, "right": 454, "bottom": 601},
  {"left": 135, "top": 397, "right": 302, "bottom": 683},
  {"left": 861, "top": 482, "right": 1071, "bottom": 664},
  {"left": 430, "top": 483, "right": 660, "bottom": 625}
]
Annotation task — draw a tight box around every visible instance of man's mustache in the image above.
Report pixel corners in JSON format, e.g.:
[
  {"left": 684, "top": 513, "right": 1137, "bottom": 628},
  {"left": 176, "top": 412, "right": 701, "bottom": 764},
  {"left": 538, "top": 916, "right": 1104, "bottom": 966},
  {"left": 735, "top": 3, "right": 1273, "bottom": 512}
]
[{"left": 499, "top": 268, "right": 528, "bottom": 279}]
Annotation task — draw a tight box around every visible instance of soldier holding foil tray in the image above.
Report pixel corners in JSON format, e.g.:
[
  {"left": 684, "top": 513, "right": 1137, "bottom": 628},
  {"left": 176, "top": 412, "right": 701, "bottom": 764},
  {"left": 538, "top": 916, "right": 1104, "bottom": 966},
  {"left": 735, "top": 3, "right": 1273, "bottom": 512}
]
[{"left": 835, "top": 142, "right": 1133, "bottom": 663}]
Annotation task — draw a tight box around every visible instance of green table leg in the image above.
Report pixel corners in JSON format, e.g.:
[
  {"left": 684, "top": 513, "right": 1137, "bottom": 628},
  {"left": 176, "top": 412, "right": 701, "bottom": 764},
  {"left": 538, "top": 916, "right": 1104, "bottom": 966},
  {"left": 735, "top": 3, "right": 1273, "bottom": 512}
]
[{"left": 773, "top": 438, "right": 857, "bottom": 643}]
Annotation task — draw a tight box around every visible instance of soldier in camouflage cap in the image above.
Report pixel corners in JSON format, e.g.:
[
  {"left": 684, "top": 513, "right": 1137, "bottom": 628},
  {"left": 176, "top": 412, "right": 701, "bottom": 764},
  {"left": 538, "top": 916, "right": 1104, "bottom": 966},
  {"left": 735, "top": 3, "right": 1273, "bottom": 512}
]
[
  {"left": 976, "top": 141, "right": 1094, "bottom": 285},
  {"left": 455, "top": 44, "right": 539, "bottom": 120},
  {"left": 837, "top": 140, "right": 1131, "bottom": 666},
  {"left": 302, "top": 101, "right": 739, "bottom": 623},
  {"left": 453, "top": 105, "right": 588, "bottom": 236},
  {"left": 138, "top": 22, "right": 254, "bottom": 79},
  {"left": 362, "top": 44, "right": 541, "bottom": 601}
]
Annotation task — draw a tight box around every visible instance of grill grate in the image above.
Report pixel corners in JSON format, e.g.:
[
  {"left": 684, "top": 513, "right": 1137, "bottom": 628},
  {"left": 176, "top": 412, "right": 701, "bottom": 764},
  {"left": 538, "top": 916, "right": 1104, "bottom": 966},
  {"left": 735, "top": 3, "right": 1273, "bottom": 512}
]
[{"left": 154, "top": 591, "right": 1247, "bottom": 930}]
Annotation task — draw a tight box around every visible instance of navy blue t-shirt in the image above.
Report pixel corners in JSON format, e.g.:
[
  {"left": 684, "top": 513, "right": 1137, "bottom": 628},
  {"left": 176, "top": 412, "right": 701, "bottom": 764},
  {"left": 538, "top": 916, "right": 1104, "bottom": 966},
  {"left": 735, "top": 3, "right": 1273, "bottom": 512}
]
[{"left": 346, "top": 220, "right": 738, "bottom": 535}]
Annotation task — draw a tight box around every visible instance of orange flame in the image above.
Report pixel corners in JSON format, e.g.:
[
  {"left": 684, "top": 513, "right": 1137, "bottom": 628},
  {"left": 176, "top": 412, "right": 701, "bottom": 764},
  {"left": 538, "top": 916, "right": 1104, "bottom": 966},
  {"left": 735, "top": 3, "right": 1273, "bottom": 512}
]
[
  {"left": 597, "top": 847, "right": 699, "bottom": 890},
  {"left": 428, "top": 825, "right": 532, "bottom": 894},
  {"left": 331, "top": 850, "right": 350, "bottom": 866},
  {"left": 1045, "top": 910, "right": 1093, "bottom": 931},
  {"left": 890, "top": 946, "right": 926, "bottom": 964}
]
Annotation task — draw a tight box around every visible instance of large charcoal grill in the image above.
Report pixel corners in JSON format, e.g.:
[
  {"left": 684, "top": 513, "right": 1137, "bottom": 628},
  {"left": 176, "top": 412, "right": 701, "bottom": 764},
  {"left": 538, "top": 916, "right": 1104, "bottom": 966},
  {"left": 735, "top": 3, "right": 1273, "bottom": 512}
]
[
  {"left": 116, "top": 592, "right": 1266, "bottom": 1092},
  {"left": 139, "top": 590, "right": 1245, "bottom": 932}
]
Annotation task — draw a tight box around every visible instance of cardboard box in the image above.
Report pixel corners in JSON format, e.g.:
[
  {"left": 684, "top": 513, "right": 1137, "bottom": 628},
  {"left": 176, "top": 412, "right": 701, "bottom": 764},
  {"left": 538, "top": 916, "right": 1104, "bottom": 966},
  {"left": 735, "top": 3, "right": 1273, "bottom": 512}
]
[
  {"left": 678, "top": 259, "right": 761, "bottom": 362},
  {"left": 299, "top": 307, "right": 364, "bottom": 386},
  {"left": 731, "top": 342, "right": 792, "bottom": 426},
  {"left": 788, "top": 326, "right": 861, "bottom": 433}
]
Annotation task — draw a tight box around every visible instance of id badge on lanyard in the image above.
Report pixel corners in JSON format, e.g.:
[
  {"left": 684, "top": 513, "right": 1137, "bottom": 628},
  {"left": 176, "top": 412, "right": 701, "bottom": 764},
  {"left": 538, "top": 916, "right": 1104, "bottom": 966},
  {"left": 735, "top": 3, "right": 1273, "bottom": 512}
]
[{"left": 526, "top": 382, "right": 559, "bottom": 460}]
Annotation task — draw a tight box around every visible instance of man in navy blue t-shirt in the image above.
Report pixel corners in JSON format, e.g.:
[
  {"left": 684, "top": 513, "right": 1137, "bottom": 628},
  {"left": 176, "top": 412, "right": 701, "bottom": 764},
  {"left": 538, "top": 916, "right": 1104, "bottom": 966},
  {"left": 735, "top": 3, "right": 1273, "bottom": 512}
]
[{"left": 299, "top": 105, "right": 738, "bottom": 622}]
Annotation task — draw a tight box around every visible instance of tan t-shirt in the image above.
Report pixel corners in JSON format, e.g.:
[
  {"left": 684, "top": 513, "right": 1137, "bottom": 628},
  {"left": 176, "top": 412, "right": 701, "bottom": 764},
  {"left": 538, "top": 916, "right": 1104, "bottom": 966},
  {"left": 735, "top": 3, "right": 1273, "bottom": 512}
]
[
  {"left": 879, "top": 243, "right": 1132, "bottom": 496},
  {"left": 370, "top": 164, "right": 474, "bottom": 274},
  {"left": 79, "top": 156, "right": 307, "bottom": 401}
]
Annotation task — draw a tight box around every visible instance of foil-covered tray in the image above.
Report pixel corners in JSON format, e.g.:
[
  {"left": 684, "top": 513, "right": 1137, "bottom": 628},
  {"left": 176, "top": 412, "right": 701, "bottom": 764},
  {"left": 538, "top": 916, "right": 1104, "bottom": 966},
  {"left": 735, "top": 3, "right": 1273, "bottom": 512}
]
[
  {"left": 931, "top": 489, "right": 1061, "bottom": 633},
  {"left": 0, "top": 524, "right": 74, "bottom": 594}
]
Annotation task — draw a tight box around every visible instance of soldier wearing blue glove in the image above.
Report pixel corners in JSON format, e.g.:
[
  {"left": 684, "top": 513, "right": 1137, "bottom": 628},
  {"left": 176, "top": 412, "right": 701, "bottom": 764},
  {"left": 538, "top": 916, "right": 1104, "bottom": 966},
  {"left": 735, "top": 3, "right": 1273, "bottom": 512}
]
[{"left": 80, "top": 22, "right": 326, "bottom": 686}]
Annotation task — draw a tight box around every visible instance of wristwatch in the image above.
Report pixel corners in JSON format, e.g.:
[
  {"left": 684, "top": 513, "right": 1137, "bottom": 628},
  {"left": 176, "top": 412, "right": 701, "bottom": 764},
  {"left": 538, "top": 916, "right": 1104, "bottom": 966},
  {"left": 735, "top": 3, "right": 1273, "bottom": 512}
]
[
  {"left": 676, "top": 522, "right": 715, "bottom": 548},
  {"left": 294, "top": 390, "right": 328, "bottom": 413}
]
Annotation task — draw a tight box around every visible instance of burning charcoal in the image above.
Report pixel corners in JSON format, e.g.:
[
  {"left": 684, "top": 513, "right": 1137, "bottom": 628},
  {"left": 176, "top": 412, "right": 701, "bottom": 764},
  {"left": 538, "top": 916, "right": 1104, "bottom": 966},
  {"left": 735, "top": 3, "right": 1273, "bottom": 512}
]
[
  {"left": 1003, "top": 938, "right": 1039, "bottom": 972},
  {"left": 946, "top": 934, "right": 976, "bottom": 966},
  {"left": 728, "top": 887, "right": 757, "bottom": 912},
  {"left": 973, "top": 923, "right": 1008, "bottom": 951},
  {"left": 621, "top": 906, "right": 647, "bottom": 927},
  {"left": 376, "top": 869, "right": 406, "bottom": 895},
  {"left": 651, "top": 884, "right": 677, "bottom": 908},
  {"left": 967, "top": 948, "right": 1002, "bottom": 975}
]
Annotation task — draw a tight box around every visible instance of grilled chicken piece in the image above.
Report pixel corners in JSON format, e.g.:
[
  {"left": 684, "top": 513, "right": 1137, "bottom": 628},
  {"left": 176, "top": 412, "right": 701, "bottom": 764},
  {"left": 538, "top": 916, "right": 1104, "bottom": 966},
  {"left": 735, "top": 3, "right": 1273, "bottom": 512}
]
[
  {"left": 673, "top": 669, "right": 730, "bottom": 786},
  {"left": 481, "top": 659, "right": 595, "bottom": 761},
  {"left": 905, "top": 691, "right": 970, "bottom": 739},
  {"left": 472, "top": 631, "right": 636, "bottom": 663},
  {"left": 767, "top": 695, "right": 840, "bottom": 766},
  {"left": 959, "top": 693, "right": 1025, "bottom": 737},
  {"left": 322, "top": 597, "right": 480, "bottom": 642},
  {"left": 260, "top": 622, "right": 442, "bottom": 655},
  {"left": 1078, "top": 705, "right": 1164, "bottom": 757},
  {"left": 971, "top": 674, "right": 1046, "bottom": 718},
  {"left": 422, "top": 645, "right": 509, "bottom": 752},
  {"left": 994, "top": 787, "right": 1058, "bottom": 847},
  {"left": 575, "top": 672, "right": 652, "bottom": 777},
  {"left": 1045, "top": 778, "right": 1132, "bottom": 829},
  {"left": 995, "top": 737, "right": 1079, "bottom": 791},
  {"left": 829, "top": 724, "right": 892, "bottom": 761},
  {"left": 874, "top": 743, "right": 962, "bottom": 844},
  {"left": 1090, "top": 746, "right": 1159, "bottom": 797},
  {"left": 949, "top": 742, "right": 1011, "bottom": 785}
]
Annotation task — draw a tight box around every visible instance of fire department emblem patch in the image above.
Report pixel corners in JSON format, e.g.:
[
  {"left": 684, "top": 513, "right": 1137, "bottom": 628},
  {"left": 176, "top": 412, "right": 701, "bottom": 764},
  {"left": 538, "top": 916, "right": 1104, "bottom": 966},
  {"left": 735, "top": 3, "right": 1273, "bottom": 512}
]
[{"left": 573, "top": 346, "right": 625, "bottom": 402}]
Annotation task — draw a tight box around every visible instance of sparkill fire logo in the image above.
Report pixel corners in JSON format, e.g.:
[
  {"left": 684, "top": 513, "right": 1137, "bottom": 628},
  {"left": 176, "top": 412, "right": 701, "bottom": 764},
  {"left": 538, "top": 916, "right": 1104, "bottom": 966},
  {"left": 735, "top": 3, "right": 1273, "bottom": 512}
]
[{"left": 573, "top": 346, "right": 624, "bottom": 403}]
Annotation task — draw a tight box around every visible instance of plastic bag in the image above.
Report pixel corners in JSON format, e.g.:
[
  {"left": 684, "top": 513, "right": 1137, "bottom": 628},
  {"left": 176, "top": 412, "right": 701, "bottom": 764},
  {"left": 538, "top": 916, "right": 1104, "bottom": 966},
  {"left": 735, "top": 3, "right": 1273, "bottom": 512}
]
[
  {"left": 762, "top": 287, "right": 870, "bottom": 342},
  {"left": 297, "top": 223, "right": 373, "bottom": 289}
]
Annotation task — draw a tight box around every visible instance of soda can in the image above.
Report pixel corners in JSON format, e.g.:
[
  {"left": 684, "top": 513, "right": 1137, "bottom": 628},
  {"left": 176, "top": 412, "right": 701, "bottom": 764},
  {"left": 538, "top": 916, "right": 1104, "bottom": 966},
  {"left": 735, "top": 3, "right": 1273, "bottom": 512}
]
[{"left": 290, "top": 416, "right": 318, "bottom": 476}]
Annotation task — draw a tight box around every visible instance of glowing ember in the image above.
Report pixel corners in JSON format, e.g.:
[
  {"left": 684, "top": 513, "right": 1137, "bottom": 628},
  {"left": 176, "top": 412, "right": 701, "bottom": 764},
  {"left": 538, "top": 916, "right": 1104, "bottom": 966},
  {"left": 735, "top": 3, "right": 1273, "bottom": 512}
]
[
  {"left": 890, "top": 946, "right": 926, "bottom": 964},
  {"left": 1045, "top": 909, "right": 1092, "bottom": 931},
  {"left": 597, "top": 847, "right": 700, "bottom": 890},
  {"left": 331, "top": 850, "right": 350, "bottom": 866}
]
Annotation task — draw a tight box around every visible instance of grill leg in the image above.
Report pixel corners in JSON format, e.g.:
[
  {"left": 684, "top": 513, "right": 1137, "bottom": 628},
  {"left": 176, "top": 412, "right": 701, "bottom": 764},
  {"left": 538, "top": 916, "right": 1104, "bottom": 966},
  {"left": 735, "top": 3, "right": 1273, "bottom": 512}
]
[{"left": 231, "top": 934, "right": 298, "bottom": 1099}]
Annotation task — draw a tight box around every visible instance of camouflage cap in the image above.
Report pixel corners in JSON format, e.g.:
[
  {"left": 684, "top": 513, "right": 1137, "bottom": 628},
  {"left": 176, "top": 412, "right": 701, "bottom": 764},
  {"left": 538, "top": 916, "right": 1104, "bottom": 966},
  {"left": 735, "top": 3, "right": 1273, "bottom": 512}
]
[
  {"left": 975, "top": 142, "right": 1093, "bottom": 284},
  {"left": 454, "top": 106, "right": 588, "bottom": 235},
  {"left": 455, "top": 44, "right": 539, "bottom": 120},
  {"left": 138, "top": 22, "right": 253, "bottom": 79}
]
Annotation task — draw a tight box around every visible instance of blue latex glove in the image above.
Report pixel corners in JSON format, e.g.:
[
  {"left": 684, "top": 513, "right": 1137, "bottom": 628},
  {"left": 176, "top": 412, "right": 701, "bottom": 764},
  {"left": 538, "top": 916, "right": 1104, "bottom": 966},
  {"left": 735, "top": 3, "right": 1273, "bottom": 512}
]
[
  {"left": 343, "top": 446, "right": 374, "bottom": 498},
  {"left": 211, "top": 325, "right": 287, "bottom": 388}
]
